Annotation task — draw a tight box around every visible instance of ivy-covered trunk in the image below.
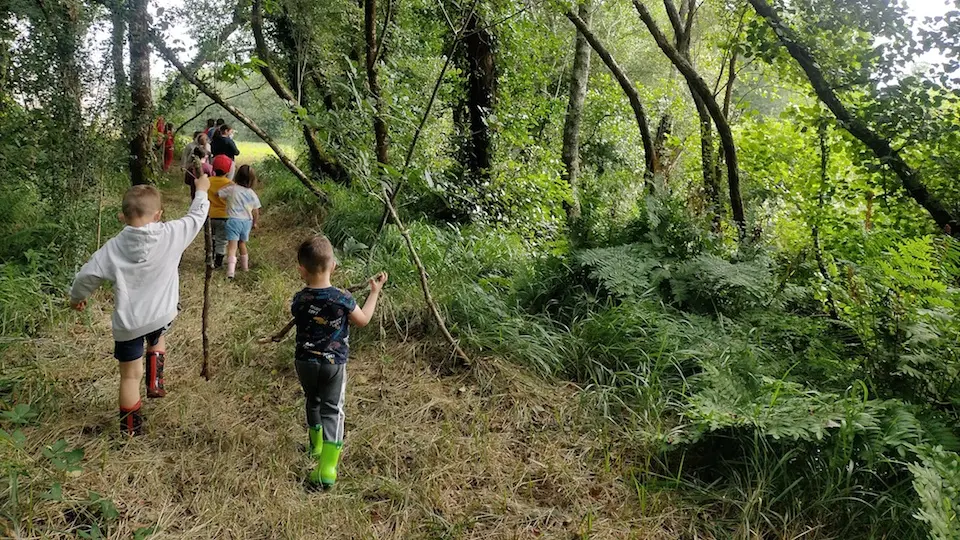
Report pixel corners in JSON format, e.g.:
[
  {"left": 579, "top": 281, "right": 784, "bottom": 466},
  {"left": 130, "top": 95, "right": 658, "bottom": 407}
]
[
  {"left": 109, "top": 1, "right": 128, "bottom": 124},
  {"left": 127, "top": 0, "right": 153, "bottom": 186},
  {"left": 459, "top": 13, "right": 496, "bottom": 186},
  {"left": 561, "top": 1, "right": 592, "bottom": 225}
]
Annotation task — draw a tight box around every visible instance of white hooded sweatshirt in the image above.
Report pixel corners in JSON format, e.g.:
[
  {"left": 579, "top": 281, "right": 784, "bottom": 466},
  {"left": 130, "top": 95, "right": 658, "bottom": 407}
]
[{"left": 70, "top": 192, "right": 210, "bottom": 342}]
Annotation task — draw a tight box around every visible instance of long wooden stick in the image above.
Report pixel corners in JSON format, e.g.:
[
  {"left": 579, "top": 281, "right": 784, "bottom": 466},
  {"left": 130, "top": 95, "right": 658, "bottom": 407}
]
[
  {"left": 201, "top": 217, "right": 213, "bottom": 380},
  {"left": 192, "top": 156, "right": 214, "bottom": 381},
  {"left": 381, "top": 184, "right": 471, "bottom": 364}
]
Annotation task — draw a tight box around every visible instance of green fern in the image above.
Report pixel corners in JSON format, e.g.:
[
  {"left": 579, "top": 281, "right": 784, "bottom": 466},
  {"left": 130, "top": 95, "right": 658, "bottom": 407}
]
[
  {"left": 574, "top": 243, "right": 664, "bottom": 300},
  {"left": 909, "top": 446, "right": 960, "bottom": 540}
]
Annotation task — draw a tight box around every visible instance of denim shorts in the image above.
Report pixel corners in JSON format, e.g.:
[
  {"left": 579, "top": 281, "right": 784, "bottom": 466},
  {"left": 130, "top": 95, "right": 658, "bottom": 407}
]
[
  {"left": 225, "top": 218, "right": 252, "bottom": 242},
  {"left": 114, "top": 321, "right": 172, "bottom": 362}
]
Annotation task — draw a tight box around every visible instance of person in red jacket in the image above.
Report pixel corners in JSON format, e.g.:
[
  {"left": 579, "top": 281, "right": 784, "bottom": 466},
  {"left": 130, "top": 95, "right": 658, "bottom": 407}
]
[{"left": 162, "top": 123, "right": 175, "bottom": 172}]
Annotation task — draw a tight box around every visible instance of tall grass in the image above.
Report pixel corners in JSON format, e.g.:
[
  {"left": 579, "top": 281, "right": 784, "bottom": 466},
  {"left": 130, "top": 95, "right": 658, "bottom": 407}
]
[{"left": 249, "top": 163, "right": 960, "bottom": 538}]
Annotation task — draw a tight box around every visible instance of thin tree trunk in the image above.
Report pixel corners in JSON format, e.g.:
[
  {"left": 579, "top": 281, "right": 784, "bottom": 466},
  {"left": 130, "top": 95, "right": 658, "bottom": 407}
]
[
  {"left": 158, "top": 0, "right": 250, "bottom": 111},
  {"left": 109, "top": 1, "right": 128, "bottom": 124},
  {"left": 152, "top": 35, "right": 328, "bottom": 202},
  {"left": 365, "top": 0, "right": 389, "bottom": 165},
  {"left": 561, "top": 1, "right": 592, "bottom": 224},
  {"left": 665, "top": 0, "right": 722, "bottom": 230},
  {"left": 128, "top": 0, "right": 153, "bottom": 186},
  {"left": 566, "top": 9, "right": 655, "bottom": 183},
  {"left": 814, "top": 121, "right": 839, "bottom": 319},
  {"left": 251, "top": 0, "right": 349, "bottom": 183},
  {"left": 695, "top": 95, "right": 722, "bottom": 232},
  {"left": 747, "top": 0, "right": 958, "bottom": 236},
  {"left": 634, "top": 0, "right": 746, "bottom": 237}
]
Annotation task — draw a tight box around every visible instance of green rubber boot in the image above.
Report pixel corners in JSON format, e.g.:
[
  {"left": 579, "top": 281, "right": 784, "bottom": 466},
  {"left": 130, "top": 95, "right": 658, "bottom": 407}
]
[
  {"left": 318, "top": 441, "right": 343, "bottom": 488},
  {"left": 308, "top": 426, "right": 323, "bottom": 458}
]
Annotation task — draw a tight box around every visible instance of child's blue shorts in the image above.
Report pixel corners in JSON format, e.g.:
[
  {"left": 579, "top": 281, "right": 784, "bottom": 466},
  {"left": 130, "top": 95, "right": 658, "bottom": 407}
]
[
  {"left": 114, "top": 321, "right": 171, "bottom": 362},
  {"left": 225, "top": 218, "right": 252, "bottom": 242}
]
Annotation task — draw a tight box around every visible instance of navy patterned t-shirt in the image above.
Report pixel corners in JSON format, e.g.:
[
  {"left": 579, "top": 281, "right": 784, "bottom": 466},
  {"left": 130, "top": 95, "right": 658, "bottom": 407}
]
[{"left": 291, "top": 287, "right": 358, "bottom": 364}]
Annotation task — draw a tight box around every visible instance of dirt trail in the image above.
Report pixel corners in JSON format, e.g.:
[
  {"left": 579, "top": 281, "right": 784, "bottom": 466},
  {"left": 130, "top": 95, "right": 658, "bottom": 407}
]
[{"left": 17, "top": 178, "right": 676, "bottom": 539}]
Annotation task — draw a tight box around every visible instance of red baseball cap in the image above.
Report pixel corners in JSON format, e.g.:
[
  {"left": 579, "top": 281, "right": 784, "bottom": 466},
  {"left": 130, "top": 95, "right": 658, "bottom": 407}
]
[{"left": 212, "top": 155, "right": 233, "bottom": 176}]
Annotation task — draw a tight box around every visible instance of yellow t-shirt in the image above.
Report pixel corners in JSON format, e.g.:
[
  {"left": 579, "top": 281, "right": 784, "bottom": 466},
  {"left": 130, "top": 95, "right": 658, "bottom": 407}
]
[{"left": 209, "top": 176, "right": 232, "bottom": 219}]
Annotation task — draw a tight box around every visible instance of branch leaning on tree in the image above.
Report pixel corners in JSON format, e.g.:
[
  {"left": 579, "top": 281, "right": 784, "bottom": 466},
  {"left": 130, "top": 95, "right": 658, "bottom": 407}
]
[
  {"left": 565, "top": 8, "right": 656, "bottom": 182},
  {"left": 633, "top": 0, "right": 746, "bottom": 238},
  {"left": 150, "top": 33, "right": 329, "bottom": 203},
  {"left": 747, "top": 0, "right": 959, "bottom": 237}
]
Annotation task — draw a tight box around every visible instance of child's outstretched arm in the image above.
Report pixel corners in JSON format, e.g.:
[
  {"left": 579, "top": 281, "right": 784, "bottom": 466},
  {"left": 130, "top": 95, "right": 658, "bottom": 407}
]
[
  {"left": 348, "top": 272, "right": 388, "bottom": 328},
  {"left": 163, "top": 174, "right": 211, "bottom": 250},
  {"left": 69, "top": 257, "right": 105, "bottom": 311}
]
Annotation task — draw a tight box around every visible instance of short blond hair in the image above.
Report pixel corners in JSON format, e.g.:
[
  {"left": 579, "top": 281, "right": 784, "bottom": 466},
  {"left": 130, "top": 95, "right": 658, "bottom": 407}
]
[
  {"left": 298, "top": 235, "right": 335, "bottom": 273},
  {"left": 122, "top": 185, "right": 162, "bottom": 220}
]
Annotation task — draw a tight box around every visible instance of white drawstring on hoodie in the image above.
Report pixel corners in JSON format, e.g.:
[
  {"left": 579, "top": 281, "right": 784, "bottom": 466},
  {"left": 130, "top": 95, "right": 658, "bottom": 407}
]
[{"left": 70, "top": 192, "right": 210, "bottom": 341}]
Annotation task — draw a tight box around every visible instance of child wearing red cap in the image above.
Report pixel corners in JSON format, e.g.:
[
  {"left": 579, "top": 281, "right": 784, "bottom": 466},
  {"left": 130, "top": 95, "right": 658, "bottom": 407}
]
[{"left": 209, "top": 154, "right": 235, "bottom": 267}]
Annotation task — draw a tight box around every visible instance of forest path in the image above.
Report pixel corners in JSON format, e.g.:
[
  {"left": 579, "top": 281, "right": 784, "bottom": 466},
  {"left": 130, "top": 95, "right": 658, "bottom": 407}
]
[{"left": 26, "top": 177, "right": 671, "bottom": 539}]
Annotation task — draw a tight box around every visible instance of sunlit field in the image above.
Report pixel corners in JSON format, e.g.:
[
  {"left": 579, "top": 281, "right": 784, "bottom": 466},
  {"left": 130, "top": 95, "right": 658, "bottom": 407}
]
[{"left": 234, "top": 141, "right": 296, "bottom": 165}]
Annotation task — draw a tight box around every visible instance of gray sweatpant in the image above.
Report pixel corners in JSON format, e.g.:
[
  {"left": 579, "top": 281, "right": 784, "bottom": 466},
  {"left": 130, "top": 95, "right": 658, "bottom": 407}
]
[
  {"left": 295, "top": 360, "right": 346, "bottom": 443},
  {"left": 211, "top": 218, "right": 228, "bottom": 256}
]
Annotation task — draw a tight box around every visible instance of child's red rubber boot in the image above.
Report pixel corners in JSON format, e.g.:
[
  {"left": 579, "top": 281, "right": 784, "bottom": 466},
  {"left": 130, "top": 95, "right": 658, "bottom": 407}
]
[
  {"left": 240, "top": 254, "right": 249, "bottom": 271},
  {"left": 226, "top": 256, "right": 237, "bottom": 279},
  {"left": 119, "top": 401, "right": 144, "bottom": 436},
  {"left": 145, "top": 351, "right": 166, "bottom": 398}
]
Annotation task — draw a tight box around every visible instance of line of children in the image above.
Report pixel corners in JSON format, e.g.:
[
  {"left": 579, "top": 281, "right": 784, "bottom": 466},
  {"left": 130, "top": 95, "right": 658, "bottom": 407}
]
[{"left": 73, "top": 122, "right": 382, "bottom": 489}]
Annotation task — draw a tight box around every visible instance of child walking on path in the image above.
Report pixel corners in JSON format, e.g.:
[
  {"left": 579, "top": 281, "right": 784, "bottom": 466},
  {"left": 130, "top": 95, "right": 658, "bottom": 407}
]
[
  {"left": 217, "top": 164, "right": 261, "bottom": 278},
  {"left": 208, "top": 155, "right": 235, "bottom": 268},
  {"left": 69, "top": 175, "right": 211, "bottom": 435},
  {"left": 292, "top": 236, "right": 387, "bottom": 488}
]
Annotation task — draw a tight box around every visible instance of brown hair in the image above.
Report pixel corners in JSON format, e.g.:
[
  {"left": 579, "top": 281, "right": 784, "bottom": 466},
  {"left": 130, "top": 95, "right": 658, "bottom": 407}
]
[
  {"left": 298, "top": 236, "right": 335, "bottom": 274},
  {"left": 235, "top": 164, "right": 257, "bottom": 188},
  {"left": 122, "top": 185, "right": 162, "bottom": 220},
  {"left": 196, "top": 133, "right": 208, "bottom": 146}
]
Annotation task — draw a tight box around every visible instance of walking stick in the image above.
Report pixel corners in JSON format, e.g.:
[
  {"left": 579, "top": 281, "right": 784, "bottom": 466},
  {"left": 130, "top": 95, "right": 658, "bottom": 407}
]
[{"left": 190, "top": 156, "right": 214, "bottom": 380}]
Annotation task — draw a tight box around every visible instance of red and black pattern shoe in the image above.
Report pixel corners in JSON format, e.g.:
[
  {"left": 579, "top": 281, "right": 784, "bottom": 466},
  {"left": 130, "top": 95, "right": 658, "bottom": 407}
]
[
  {"left": 145, "top": 351, "right": 167, "bottom": 398},
  {"left": 119, "top": 401, "right": 144, "bottom": 436}
]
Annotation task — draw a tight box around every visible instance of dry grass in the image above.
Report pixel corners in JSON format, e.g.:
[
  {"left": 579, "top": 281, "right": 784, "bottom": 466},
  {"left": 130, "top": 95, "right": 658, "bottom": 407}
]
[{"left": 1, "top": 178, "right": 687, "bottom": 539}]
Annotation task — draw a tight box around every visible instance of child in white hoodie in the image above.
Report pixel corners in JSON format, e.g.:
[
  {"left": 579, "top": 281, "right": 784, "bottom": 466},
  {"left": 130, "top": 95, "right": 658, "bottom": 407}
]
[{"left": 70, "top": 175, "right": 211, "bottom": 435}]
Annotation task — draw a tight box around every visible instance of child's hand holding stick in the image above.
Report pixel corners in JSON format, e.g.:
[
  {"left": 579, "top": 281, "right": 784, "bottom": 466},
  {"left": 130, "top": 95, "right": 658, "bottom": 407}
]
[{"left": 257, "top": 278, "right": 377, "bottom": 344}]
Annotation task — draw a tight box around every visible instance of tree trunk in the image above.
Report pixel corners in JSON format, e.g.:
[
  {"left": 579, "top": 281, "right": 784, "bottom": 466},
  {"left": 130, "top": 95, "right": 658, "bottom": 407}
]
[
  {"left": 634, "top": 0, "right": 746, "bottom": 237},
  {"left": 747, "top": 0, "right": 959, "bottom": 236},
  {"left": 566, "top": 10, "right": 655, "bottom": 183},
  {"left": 561, "top": 1, "right": 592, "bottom": 224},
  {"left": 665, "top": 0, "right": 723, "bottom": 230},
  {"left": 128, "top": 0, "right": 153, "bottom": 186},
  {"left": 110, "top": 1, "right": 128, "bottom": 123},
  {"left": 152, "top": 35, "right": 328, "bottom": 202},
  {"left": 695, "top": 95, "right": 722, "bottom": 232},
  {"left": 459, "top": 12, "right": 496, "bottom": 184},
  {"left": 365, "top": 0, "right": 389, "bottom": 165},
  {"left": 251, "top": 0, "right": 349, "bottom": 183}
]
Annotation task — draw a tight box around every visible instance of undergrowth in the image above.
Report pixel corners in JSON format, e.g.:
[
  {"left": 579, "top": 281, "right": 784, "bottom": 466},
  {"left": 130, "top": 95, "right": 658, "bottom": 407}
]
[{"left": 260, "top": 165, "right": 960, "bottom": 538}]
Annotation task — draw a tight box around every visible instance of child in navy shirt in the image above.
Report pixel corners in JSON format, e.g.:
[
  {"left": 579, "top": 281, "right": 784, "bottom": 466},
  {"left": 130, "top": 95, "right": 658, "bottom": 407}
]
[{"left": 292, "top": 235, "right": 387, "bottom": 488}]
